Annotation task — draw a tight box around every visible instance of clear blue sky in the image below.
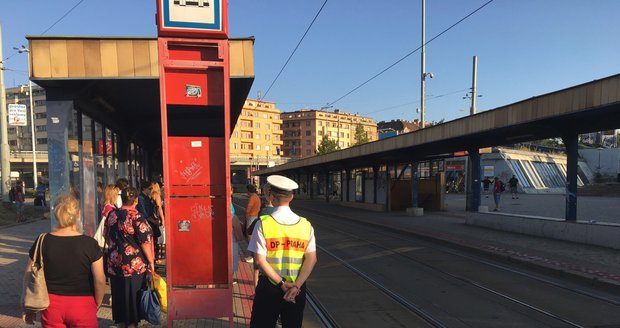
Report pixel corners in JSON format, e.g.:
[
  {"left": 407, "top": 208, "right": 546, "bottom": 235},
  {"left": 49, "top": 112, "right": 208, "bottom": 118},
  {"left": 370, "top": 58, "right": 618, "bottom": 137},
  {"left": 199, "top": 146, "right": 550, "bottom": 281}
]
[{"left": 2, "top": 0, "right": 620, "bottom": 124}]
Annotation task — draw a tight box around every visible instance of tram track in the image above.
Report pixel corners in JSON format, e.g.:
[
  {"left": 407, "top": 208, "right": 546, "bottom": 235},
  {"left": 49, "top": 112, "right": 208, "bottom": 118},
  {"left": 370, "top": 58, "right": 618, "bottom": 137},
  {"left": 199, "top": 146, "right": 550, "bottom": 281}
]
[
  {"left": 233, "top": 199, "right": 620, "bottom": 327},
  {"left": 299, "top": 205, "right": 620, "bottom": 308},
  {"left": 302, "top": 207, "right": 620, "bottom": 327}
]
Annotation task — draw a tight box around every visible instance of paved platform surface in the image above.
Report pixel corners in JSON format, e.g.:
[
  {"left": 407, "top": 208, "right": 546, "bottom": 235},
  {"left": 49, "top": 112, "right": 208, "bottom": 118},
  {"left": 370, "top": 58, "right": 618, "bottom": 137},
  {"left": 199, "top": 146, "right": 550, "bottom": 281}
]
[
  {"left": 292, "top": 198, "right": 620, "bottom": 291},
  {"left": 0, "top": 218, "right": 255, "bottom": 328}
]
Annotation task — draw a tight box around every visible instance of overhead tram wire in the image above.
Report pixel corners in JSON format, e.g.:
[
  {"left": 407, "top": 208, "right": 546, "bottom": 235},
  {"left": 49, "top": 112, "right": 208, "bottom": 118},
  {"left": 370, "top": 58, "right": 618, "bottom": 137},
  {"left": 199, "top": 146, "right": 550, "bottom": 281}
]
[
  {"left": 366, "top": 88, "right": 470, "bottom": 115},
  {"left": 326, "top": 0, "right": 494, "bottom": 108},
  {"left": 3, "top": 0, "right": 86, "bottom": 66},
  {"left": 41, "top": 0, "right": 87, "bottom": 35},
  {"left": 261, "top": 0, "right": 329, "bottom": 100}
]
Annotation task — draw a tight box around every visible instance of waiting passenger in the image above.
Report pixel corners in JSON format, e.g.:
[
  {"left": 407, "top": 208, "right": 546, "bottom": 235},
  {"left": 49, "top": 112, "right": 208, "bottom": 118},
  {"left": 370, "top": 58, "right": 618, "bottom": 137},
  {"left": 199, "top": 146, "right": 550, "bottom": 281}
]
[{"left": 21, "top": 194, "right": 106, "bottom": 327}]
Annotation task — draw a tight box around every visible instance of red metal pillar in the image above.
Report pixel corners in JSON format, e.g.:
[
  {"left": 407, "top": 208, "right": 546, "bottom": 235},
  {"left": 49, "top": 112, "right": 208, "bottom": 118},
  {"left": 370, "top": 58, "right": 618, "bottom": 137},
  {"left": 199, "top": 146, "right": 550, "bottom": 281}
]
[{"left": 156, "top": 1, "right": 232, "bottom": 326}]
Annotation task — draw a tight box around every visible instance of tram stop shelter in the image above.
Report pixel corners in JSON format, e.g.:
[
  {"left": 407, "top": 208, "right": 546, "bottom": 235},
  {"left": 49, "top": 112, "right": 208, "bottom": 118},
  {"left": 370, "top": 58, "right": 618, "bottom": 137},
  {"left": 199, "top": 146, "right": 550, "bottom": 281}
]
[{"left": 25, "top": 35, "right": 254, "bottom": 238}]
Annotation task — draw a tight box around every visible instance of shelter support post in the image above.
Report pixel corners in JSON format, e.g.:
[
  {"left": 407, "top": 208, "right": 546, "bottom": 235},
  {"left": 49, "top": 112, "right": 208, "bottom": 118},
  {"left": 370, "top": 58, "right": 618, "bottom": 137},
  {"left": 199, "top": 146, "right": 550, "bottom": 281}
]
[
  {"left": 411, "top": 161, "right": 419, "bottom": 208},
  {"left": 308, "top": 172, "right": 313, "bottom": 200},
  {"left": 373, "top": 165, "right": 378, "bottom": 204},
  {"left": 345, "top": 169, "right": 351, "bottom": 202},
  {"left": 46, "top": 99, "right": 74, "bottom": 228},
  {"left": 340, "top": 170, "right": 344, "bottom": 201},
  {"left": 563, "top": 134, "right": 578, "bottom": 221},
  {"left": 324, "top": 170, "right": 329, "bottom": 202},
  {"left": 466, "top": 148, "right": 481, "bottom": 212},
  {"left": 386, "top": 163, "right": 391, "bottom": 211}
]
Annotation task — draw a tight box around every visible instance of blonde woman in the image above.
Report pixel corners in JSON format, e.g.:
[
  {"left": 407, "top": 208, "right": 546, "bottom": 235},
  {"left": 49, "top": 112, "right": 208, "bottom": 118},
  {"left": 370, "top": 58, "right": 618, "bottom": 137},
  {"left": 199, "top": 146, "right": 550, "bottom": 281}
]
[
  {"left": 22, "top": 194, "right": 106, "bottom": 327},
  {"left": 149, "top": 182, "right": 166, "bottom": 261},
  {"left": 101, "top": 185, "right": 119, "bottom": 225}
]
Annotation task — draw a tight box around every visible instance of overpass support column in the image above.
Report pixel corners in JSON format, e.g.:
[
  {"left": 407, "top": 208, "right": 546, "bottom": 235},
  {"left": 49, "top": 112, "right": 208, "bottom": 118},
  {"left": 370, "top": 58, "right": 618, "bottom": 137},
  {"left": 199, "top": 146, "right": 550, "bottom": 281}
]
[
  {"left": 373, "top": 165, "right": 378, "bottom": 204},
  {"left": 466, "top": 148, "right": 481, "bottom": 212},
  {"left": 563, "top": 134, "right": 578, "bottom": 221}
]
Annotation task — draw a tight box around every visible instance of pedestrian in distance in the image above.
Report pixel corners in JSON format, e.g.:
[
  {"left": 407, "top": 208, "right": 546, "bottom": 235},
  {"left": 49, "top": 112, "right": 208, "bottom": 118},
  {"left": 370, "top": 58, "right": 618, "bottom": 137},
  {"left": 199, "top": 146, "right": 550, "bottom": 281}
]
[
  {"left": 35, "top": 182, "right": 47, "bottom": 207},
  {"left": 14, "top": 183, "right": 26, "bottom": 222},
  {"left": 230, "top": 187, "right": 244, "bottom": 279},
  {"left": 244, "top": 184, "right": 261, "bottom": 263},
  {"left": 248, "top": 175, "right": 318, "bottom": 328},
  {"left": 21, "top": 194, "right": 106, "bottom": 327},
  {"left": 509, "top": 175, "right": 519, "bottom": 199},
  {"left": 482, "top": 177, "right": 492, "bottom": 198},
  {"left": 493, "top": 177, "right": 505, "bottom": 211},
  {"left": 149, "top": 181, "right": 166, "bottom": 263},
  {"left": 105, "top": 187, "right": 155, "bottom": 328}
]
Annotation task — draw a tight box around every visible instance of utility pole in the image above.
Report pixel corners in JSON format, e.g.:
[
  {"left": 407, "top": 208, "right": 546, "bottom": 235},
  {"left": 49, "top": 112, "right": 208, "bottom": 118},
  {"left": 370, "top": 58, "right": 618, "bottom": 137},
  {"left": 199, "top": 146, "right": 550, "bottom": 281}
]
[
  {"left": 0, "top": 24, "right": 12, "bottom": 202},
  {"left": 470, "top": 55, "right": 478, "bottom": 115},
  {"left": 15, "top": 46, "right": 37, "bottom": 188},
  {"left": 420, "top": 0, "right": 426, "bottom": 128}
]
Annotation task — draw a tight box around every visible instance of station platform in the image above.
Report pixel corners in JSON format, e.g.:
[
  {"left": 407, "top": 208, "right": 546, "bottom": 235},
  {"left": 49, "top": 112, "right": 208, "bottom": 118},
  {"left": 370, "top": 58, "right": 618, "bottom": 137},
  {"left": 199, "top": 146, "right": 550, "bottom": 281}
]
[
  {"left": 0, "top": 217, "right": 256, "bottom": 328},
  {"left": 291, "top": 197, "right": 620, "bottom": 291}
]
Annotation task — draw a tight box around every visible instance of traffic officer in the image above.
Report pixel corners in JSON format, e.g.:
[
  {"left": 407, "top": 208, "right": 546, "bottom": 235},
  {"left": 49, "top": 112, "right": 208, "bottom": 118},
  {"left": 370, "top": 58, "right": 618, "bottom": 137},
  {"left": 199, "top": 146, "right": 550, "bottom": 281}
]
[{"left": 248, "top": 175, "right": 317, "bottom": 328}]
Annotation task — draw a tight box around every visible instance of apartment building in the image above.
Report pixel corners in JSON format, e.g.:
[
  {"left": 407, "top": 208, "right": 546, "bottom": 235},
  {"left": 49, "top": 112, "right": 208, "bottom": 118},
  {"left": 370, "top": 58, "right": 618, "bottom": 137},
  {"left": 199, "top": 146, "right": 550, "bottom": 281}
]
[
  {"left": 230, "top": 99, "right": 284, "bottom": 186},
  {"left": 281, "top": 109, "right": 377, "bottom": 159}
]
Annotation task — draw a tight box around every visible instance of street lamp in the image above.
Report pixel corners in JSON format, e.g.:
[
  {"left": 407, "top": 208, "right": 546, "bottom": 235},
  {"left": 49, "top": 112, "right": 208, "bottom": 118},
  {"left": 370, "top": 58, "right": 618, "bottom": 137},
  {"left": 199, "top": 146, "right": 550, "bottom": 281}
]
[{"left": 14, "top": 46, "right": 37, "bottom": 188}]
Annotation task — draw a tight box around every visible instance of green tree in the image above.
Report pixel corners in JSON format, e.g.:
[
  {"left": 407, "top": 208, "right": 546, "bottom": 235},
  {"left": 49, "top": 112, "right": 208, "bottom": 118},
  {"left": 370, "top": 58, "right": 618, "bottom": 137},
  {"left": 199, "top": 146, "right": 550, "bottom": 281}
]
[
  {"left": 316, "top": 135, "right": 338, "bottom": 155},
  {"left": 354, "top": 123, "right": 370, "bottom": 145}
]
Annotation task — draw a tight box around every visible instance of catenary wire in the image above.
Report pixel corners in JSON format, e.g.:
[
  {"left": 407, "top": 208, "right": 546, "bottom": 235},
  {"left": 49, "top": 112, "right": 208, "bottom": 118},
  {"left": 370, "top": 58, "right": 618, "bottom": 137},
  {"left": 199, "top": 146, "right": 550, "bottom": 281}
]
[
  {"left": 365, "top": 88, "right": 470, "bottom": 115},
  {"left": 41, "top": 0, "right": 87, "bottom": 35},
  {"left": 326, "top": 0, "right": 494, "bottom": 107},
  {"left": 261, "top": 0, "right": 329, "bottom": 100}
]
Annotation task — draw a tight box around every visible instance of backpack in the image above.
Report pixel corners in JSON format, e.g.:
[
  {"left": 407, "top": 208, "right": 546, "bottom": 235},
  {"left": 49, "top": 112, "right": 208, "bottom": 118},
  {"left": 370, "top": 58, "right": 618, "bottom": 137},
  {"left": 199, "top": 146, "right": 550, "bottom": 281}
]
[{"left": 500, "top": 181, "right": 506, "bottom": 192}]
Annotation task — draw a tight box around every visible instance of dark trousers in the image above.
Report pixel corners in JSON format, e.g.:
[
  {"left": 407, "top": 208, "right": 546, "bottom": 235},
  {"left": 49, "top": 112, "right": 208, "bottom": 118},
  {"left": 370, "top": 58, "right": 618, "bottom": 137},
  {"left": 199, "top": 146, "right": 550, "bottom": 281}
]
[{"left": 250, "top": 276, "right": 307, "bottom": 328}]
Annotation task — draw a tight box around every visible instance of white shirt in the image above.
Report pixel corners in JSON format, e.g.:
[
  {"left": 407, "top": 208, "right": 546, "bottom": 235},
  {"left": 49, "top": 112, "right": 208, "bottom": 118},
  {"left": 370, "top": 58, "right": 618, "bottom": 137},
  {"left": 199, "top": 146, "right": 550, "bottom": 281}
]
[{"left": 248, "top": 206, "right": 316, "bottom": 256}]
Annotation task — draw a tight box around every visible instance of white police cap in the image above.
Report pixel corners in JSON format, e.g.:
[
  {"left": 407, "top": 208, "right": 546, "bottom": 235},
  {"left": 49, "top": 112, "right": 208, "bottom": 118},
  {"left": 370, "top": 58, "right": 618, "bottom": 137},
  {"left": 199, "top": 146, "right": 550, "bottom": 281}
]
[{"left": 266, "top": 175, "right": 299, "bottom": 191}]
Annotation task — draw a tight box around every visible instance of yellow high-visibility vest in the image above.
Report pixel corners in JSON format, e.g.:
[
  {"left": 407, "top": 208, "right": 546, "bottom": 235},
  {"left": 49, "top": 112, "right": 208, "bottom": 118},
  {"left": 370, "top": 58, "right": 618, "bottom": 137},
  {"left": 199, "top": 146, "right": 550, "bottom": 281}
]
[{"left": 260, "top": 214, "right": 312, "bottom": 284}]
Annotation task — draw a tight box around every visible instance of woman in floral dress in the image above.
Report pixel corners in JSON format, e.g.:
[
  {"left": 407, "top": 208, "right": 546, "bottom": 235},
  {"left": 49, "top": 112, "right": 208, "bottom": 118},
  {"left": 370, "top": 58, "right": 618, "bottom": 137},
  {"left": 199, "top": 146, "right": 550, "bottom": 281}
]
[{"left": 105, "top": 187, "right": 154, "bottom": 328}]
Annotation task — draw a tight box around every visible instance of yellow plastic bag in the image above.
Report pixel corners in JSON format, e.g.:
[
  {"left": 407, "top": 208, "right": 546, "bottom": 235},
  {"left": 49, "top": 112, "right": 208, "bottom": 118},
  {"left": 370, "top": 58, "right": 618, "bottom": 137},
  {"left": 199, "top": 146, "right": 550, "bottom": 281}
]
[{"left": 152, "top": 273, "right": 167, "bottom": 313}]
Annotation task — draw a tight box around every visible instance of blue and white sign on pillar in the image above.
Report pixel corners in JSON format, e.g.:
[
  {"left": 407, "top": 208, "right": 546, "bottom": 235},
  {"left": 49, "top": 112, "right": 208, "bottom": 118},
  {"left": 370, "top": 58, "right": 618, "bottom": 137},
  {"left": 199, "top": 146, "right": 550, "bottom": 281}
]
[
  {"left": 8, "top": 104, "right": 27, "bottom": 126},
  {"left": 158, "top": 0, "right": 228, "bottom": 38}
]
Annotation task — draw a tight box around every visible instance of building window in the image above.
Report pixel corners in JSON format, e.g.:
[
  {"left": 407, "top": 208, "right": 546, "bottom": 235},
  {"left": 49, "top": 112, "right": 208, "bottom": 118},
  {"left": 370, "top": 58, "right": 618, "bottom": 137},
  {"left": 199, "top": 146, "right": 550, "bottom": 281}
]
[
  {"left": 265, "top": 123, "right": 270, "bottom": 130},
  {"left": 36, "top": 138, "right": 47, "bottom": 145},
  {"left": 256, "top": 145, "right": 261, "bottom": 150},
  {"left": 233, "top": 143, "right": 238, "bottom": 149},
  {"left": 255, "top": 134, "right": 261, "bottom": 140},
  {"left": 34, "top": 100, "right": 46, "bottom": 107},
  {"left": 8, "top": 128, "right": 16, "bottom": 134},
  {"left": 274, "top": 124, "right": 281, "bottom": 130},
  {"left": 36, "top": 125, "right": 46, "bottom": 132},
  {"left": 306, "top": 140, "right": 311, "bottom": 145},
  {"left": 255, "top": 123, "right": 261, "bottom": 129},
  {"left": 284, "top": 123, "right": 289, "bottom": 128},
  {"left": 306, "top": 121, "right": 310, "bottom": 126},
  {"left": 318, "top": 131, "right": 323, "bottom": 136},
  {"left": 265, "top": 135, "right": 270, "bottom": 141},
  {"left": 305, "top": 130, "right": 311, "bottom": 136},
  {"left": 35, "top": 113, "right": 47, "bottom": 119},
  {"left": 233, "top": 131, "right": 238, "bottom": 138},
  {"left": 306, "top": 149, "right": 311, "bottom": 155},
  {"left": 9, "top": 140, "right": 17, "bottom": 146}
]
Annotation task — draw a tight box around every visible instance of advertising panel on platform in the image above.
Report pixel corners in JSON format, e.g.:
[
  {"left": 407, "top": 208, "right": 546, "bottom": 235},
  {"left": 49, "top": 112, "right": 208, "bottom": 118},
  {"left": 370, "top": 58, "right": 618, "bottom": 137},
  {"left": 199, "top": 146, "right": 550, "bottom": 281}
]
[{"left": 8, "top": 104, "right": 27, "bottom": 126}]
